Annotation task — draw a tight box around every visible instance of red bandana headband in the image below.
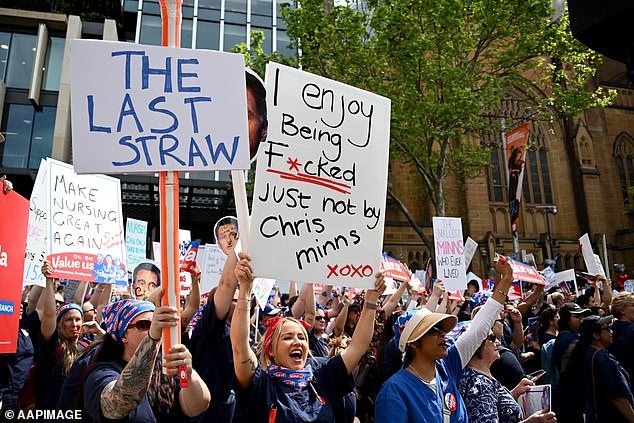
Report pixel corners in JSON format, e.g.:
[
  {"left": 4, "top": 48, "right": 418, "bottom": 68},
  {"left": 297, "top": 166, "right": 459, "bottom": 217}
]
[{"left": 263, "top": 316, "right": 312, "bottom": 359}]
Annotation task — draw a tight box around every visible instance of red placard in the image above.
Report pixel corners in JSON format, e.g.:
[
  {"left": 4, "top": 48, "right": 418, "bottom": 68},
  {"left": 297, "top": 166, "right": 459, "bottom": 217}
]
[
  {"left": 0, "top": 191, "right": 30, "bottom": 353},
  {"left": 381, "top": 254, "right": 410, "bottom": 282},
  {"left": 508, "top": 258, "right": 545, "bottom": 285}
]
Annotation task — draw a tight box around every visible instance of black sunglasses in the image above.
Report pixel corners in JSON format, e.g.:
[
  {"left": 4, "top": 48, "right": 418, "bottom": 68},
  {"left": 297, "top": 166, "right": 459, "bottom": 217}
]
[
  {"left": 315, "top": 316, "right": 326, "bottom": 321},
  {"left": 426, "top": 324, "right": 445, "bottom": 337},
  {"left": 486, "top": 333, "right": 497, "bottom": 342},
  {"left": 127, "top": 320, "right": 152, "bottom": 331}
]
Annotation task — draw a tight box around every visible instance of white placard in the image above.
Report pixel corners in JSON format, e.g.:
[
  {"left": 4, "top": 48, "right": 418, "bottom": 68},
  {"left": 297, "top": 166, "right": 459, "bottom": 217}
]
[
  {"left": 69, "top": 39, "right": 250, "bottom": 174},
  {"left": 253, "top": 277, "right": 276, "bottom": 309},
  {"left": 249, "top": 63, "right": 391, "bottom": 289},
  {"left": 23, "top": 159, "right": 48, "bottom": 287},
  {"left": 46, "top": 159, "right": 126, "bottom": 283},
  {"left": 555, "top": 269, "right": 579, "bottom": 296},
  {"left": 126, "top": 218, "right": 148, "bottom": 272},
  {"left": 433, "top": 217, "right": 466, "bottom": 292},
  {"left": 152, "top": 241, "right": 161, "bottom": 265},
  {"left": 579, "top": 233, "right": 605, "bottom": 277},
  {"left": 464, "top": 237, "right": 478, "bottom": 269},
  {"left": 199, "top": 244, "right": 226, "bottom": 294}
]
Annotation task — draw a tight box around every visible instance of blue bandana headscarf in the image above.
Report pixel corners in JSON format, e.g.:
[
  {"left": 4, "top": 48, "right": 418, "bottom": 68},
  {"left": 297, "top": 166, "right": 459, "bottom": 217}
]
[
  {"left": 393, "top": 309, "right": 417, "bottom": 348},
  {"left": 102, "top": 299, "right": 155, "bottom": 343},
  {"left": 56, "top": 303, "right": 83, "bottom": 323},
  {"left": 266, "top": 364, "right": 314, "bottom": 391}
]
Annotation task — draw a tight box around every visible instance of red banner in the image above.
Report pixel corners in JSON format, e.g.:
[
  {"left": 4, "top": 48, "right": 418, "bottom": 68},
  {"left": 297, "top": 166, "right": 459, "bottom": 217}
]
[
  {"left": 505, "top": 123, "right": 530, "bottom": 234},
  {"left": 0, "top": 191, "right": 30, "bottom": 353},
  {"left": 508, "top": 258, "right": 545, "bottom": 285},
  {"left": 381, "top": 254, "right": 410, "bottom": 282}
]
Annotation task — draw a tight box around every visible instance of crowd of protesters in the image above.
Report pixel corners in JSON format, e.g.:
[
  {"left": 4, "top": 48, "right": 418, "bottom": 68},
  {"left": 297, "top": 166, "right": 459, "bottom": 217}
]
[{"left": 3, "top": 181, "right": 634, "bottom": 422}]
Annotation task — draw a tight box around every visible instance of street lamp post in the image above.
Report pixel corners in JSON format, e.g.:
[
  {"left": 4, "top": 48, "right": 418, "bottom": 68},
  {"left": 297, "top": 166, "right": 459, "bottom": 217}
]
[{"left": 539, "top": 205, "right": 558, "bottom": 259}]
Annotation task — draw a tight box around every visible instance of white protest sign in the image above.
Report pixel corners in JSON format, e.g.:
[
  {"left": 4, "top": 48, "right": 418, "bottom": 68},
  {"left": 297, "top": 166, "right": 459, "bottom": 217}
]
[
  {"left": 433, "top": 217, "right": 466, "bottom": 292},
  {"left": 200, "top": 244, "right": 226, "bottom": 294},
  {"left": 23, "top": 159, "right": 48, "bottom": 287},
  {"left": 69, "top": 39, "right": 250, "bottom": 174},
  {"left": 152, "top": 241, "right": 161, "bottom": 265},
  {"left": 579, "top": 233, "right": 606, "bottom": 277},
  {"left": 464, "top": 237, "right": 478, "bottom": 269},
  {"left": 178, "top": 229, "right": 192, "bottom": 292},
  {"left": 253, "top": 277, "right": 276, "bottom": 309},
  {"left": 46, "top": 159, "right": 127, "bottom": 283},
  {"left": 555, "top": 269, "right": 579, "bottom": 297},
  {"left": 126, "top": 218, "right": 148, "bottom": 272},
  {"left": 249, "top": 63, "right": 391, "bottom": 289}
]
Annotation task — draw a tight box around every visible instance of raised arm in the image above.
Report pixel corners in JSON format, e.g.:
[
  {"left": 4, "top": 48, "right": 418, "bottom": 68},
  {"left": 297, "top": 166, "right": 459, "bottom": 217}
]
[
  {"left": 26, "top": 285, "right": 44, "bottom": 315},
  {"left": 182, "top": 265, "right": 201, "bottom": 325},
  {"left": 100, "top": 303, "right": 173, "bottom": 419},
  {"left": 317, "top": 285, "right": 333, "bottom": 308},
  {"left": 72, "top": 281, "right": 89, "bottom": 306},
  {"left": 383, "top": 280, "right": 408, "bottom": 317},
  {"left": 215, "top": 251, "right": 238, "bottom": 320},
  {"left": 454, "top": 260, "right": 512, "bottom": 367},
  {"left": 425, "top": 280, "right": 445, "bottom": 312},
  {"left": 341, "top": 273, "right": 386, "bottom": 374},
  {"left": 92, "top": 284, "right": 113, "bottom": 324},
  {"left": 163, "top": 343, "right": 210, "bottom": 417},
  {"left": 230, "top": 253, "right": 258, "bottom": 389},
  {"left": 289, "top": 280, "right": 298, "bottom": 299},
  {"left": 304, "top": 283, "right": 316, "bottom": 326},
  {"left": 40, "top": 261, "right": 57, "bottom": 343},
  {"left": 600, "top": 276, "right": 613, "bottom": 312},
  {"left": 516, "top": 284, "right": 544, "bottom": 316},
  {"left": 332, "top": 294, "right": 350, "bottom": 337},
  {"left": 508, "top": 307, "right": 524, "bottom": 350},
  {"left": 291, "top": 283, "right": 309, "bottom": 319}
]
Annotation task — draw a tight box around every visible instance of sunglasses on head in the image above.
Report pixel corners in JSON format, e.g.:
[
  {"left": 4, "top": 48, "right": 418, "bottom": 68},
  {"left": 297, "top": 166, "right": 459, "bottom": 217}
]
[
  {"left": 315, "top": 316, "right": 326, "bottom": 321},
  {"left": 127, "top": 320, "right": 152, "bottom": 331}
]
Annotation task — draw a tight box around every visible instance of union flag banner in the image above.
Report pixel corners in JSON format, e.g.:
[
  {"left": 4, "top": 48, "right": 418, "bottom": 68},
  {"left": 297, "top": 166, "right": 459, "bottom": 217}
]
[{"left": 505, "top": 123, "right": 530, "bottom": 234}]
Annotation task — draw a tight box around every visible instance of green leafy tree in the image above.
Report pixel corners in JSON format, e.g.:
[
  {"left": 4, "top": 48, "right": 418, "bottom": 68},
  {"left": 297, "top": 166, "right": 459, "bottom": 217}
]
[{"left": 277, "top": 0, "right": 614, "bottom": 251}]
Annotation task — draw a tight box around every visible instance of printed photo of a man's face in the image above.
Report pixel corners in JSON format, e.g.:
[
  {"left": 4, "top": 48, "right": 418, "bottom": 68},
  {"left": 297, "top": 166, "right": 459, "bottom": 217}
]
[{"left": 214, "top": 216, "right": 239, "bottom": 256}]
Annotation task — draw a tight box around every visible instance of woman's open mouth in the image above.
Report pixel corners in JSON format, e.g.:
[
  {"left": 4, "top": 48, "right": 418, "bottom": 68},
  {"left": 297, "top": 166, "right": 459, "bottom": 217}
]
[{"left": 289, "top": 349, "right": 303, "bottom": 362}]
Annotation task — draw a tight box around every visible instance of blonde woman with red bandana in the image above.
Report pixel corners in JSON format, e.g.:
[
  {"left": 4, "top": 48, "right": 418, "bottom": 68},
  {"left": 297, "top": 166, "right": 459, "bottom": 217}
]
[{"left": 231, "top": 253, "right": 385, "bottom": 422}]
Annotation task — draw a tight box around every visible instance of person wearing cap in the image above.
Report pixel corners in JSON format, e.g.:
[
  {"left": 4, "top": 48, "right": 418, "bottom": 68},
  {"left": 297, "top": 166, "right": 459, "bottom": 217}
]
[
  {"left": 608, "top": 291, "right": 634, "bottom": 380},
  {"left": 258, "top": 303, "right": 282, "bottom": 335},
  {"left": 375, "top": 259, "right": 514, "bottom": 423},
  {"left": 83, "top": 297, "right": 210, "bottom": 421},
  {"left": 231, "top": 252, "right": 386, "bottom": 422},
  {"left": 564, "top": 315, "right": 634, "bottom": 422},
  {"left": 29, "top": 261, "right": 85, "bottom": 410},
  {"left": 552, "top": 302, "right": 591, "bottom": 422}
]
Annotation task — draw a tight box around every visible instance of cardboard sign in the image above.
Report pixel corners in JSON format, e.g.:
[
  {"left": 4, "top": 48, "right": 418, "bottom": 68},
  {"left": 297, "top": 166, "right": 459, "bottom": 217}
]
[
  {"left": 126, "top": 218, "right": 148, "bottom": 272},
  {"left": 433, "top": 217, "right": 467, "bottom": 292},
  {"left": 23, "top": 159, "right": 48, "bottom": 287},
  {"left": 253, "top": 278, "right": 276, "bottom": 309},
  {"left": 381, "top": 254, "right": 410, "bottom": 282},
  {"left": 46, "top": 159, "right": 127, "bottom": 283},
  {"left": 579, "top": 233, "right": 606, "bottom": 278},
  {"left": 463, "top": 237, "right": 478, "bottom": 269},
  {"left": 0, "top": 191, "right": 30, "bottom": 353},
  {"left": 249, "top": 63, "right": 391, "bottom": 288},
  {"left": 507, "top": 258, "right": 545, "bottom": 285},
  {"left": 518, "top": 385, "right": 551, "bottom": 417},
  {"left": 199, "top": 244, "right": 226, "bottom": 294},
  {"left": 69, "top": 39, "right": 250, "bottom": 174}
]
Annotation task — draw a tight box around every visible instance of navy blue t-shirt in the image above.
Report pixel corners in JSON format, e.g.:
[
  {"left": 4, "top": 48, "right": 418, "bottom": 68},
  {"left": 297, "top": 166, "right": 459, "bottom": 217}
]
[
  {"left": 0, "top": 329, "right": 34, "bottom": 411},
  {"left": 189, "top": 299, "right": 237, "bottom": 423},
  {"left": 83, "top": 361, "right": 186, "bottom": 423},
  {"left": 553, "top": 330, "right": 578, "bottom": 371},
  {"left": 35, "top": 330, "right": 66, "bottom": 409},
  {"left": 584, "top": 347, "right": 634, "bottom": 422},
  {"left": 490, "top": 346, "right": 525, "bottom": 391},
  {"left": 608, "top": 319, "right": 634, "bottom": 380},
  {"left": 236, "top": 354, "right": 354, "bottom": 423},
  {"left": 381, "top": 338, "right": 402, "bottom": 382},
  {"left": 57, "top": 344, "right": 100, "bottom": 410},
  {"left": 308, "top": 329, "right": 330, "bottom": 358}
]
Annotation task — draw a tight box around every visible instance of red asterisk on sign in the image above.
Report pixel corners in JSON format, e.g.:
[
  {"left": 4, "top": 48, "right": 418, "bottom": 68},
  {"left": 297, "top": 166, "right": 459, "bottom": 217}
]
[{"left": 287, "top": 157, "right": 301, "bottom": 172}]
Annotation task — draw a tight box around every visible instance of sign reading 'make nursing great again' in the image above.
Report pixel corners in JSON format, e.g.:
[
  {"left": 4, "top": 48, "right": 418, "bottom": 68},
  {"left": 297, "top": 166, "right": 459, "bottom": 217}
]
[{"left": 69, "top": 39, "right": 249, "bottom": 174}]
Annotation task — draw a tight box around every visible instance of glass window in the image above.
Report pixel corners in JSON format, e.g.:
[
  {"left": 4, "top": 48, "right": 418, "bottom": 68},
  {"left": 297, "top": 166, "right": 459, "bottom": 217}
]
[
  {"left": 139, "top": 14, "right": 162, "bottom": 46},
  {"left": 487, "top": 146, "right": 506, "bottom": 203},
  {"left": 2, "top": 104, "right": 33, "bottom": 168},
  {"left": 42, "top": 36, "right": 65, "bottom": 91},
  {"left": 540, "top": 149, "right": 553, "bottom": 204},
  {"left": 181, "top": 18, "right": 193, "bottom": 48},
  {"left": 276, "top": 30, "right": 295, "bottom": 57},
  {"left": 123, "top": 0, "right": 139, "bottom": 13},
  {"left": 6, "top": 33, "right": 36, "bottom": 89},
  {"left": 218, "top": 170, "right": 231, "bottom": 181},
  {"left": 252, "top": 0, "right": 273, "bottom": 16},
  {"left": 225, "top": 0, "right": 247, "bottom": 13},
  {"left": 28, "top": 106, "right": 55, "bottom": 168},
  {"left": 0, "top": 32, "right": 10, "bottom": 81},
  {"left": 616, "top": 157, "right": 629, "bottom": 206},
  {"left": 252, "top": 15, "right": 272, "bottom": 27},
  {"left": 225, "top": 11, "right": 247, "bottom": 24},
  {"left": 183, "top": 5, "right": 194, "bottom": 19},
  {"left": 142, "top": 1, "right": 161, "bottom": 14},
  {"left": 223, "top": 24, "right": 246, "bottom": 52},
  {"left": 196, "top": 20, "right": 220, "bottom": 50},
  {"left": 528, "top": 150, "right": 541, "bottom": 204},
  {"left": 198, "top": 8, "right": 221, "bottom": 20},
  {"left": 198, "top": 0, "right": 221, "bottom": 9}
]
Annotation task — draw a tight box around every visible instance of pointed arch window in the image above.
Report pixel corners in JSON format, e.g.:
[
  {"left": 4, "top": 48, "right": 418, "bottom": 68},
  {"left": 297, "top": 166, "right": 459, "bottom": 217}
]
[{"left": 614, "top": 133, "right": 634, "bottom": 207}]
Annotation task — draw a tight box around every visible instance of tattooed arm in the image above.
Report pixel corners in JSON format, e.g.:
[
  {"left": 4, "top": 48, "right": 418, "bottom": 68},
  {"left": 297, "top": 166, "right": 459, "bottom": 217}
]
[
  {"left": 100, "top": 304, "right": 177, "bottom": 420},
  {"left": 230, "top": 253, "right": 258, "bottom": 390}
]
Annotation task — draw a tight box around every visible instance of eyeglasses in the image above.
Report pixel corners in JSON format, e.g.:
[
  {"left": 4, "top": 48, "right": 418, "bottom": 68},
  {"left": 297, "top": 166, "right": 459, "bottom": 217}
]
[
  {"left": 486, "top": 333, "right": 497, "bottom": 342},
  {"left": 127, "top": 320, "right": 152, "bottom": 331},
  {"left": 315, "top": 316, "right": 326, "bottom": 321},
  {"left": 426, "top": 325, "right": 446, "bottom": 337}
]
